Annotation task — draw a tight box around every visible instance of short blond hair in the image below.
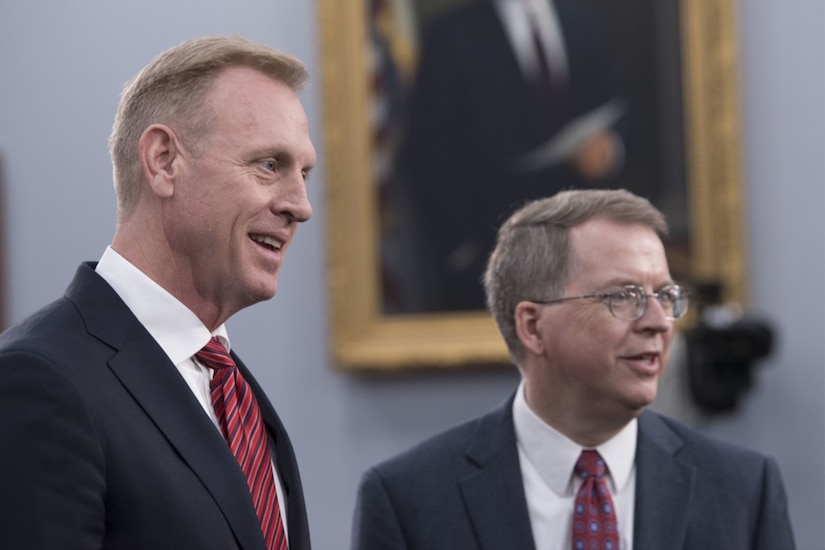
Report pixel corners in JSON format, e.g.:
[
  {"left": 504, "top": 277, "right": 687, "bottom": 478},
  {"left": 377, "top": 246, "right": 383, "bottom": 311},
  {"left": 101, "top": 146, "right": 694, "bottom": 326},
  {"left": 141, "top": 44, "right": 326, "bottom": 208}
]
[
  {"left": 109, "top": 35, "right": 308, "bottom": 219},
  {"left": 483, "top": 189, "right": 668, "bottom": 365}
]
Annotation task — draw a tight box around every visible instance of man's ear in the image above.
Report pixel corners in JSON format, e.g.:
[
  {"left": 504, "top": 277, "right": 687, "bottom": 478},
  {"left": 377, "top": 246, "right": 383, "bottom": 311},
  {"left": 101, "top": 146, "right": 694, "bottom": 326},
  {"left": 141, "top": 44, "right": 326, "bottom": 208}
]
[
  {"left": 138, "top": 124, "right": 181, "bottom": 199},
  {"left": 514, "top": 301, "right": 546, "bottom": 356}
]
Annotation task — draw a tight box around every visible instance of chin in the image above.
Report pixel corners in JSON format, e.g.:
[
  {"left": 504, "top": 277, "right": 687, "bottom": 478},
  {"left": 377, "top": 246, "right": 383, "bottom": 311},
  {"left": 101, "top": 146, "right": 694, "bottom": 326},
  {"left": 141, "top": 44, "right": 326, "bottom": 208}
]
[
  {"left": 258, "top": 285, "right": 278, "bottom": 302},
  {"left": 632, "top": 392, "right": 658, "bottom": 411},
  {"left": 622, "top": 385, "right": 658, "bottom": 412},
  {"left": 245, "top": 278, "right": 279, "bottom": 305}
]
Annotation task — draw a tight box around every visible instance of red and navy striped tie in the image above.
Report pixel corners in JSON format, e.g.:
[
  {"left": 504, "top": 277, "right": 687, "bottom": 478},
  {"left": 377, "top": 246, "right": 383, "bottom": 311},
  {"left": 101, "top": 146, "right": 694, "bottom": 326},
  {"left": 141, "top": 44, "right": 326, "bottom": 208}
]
[{"left": 197, "top": 337, "right": 287, "bottom": 550}]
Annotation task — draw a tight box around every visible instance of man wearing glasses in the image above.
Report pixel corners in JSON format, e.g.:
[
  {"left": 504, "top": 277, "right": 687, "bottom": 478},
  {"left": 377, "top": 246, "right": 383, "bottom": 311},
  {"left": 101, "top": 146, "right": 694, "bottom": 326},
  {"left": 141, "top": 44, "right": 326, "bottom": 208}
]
[{"left": 352, "top": 189, "right": 795, "bottom": 549}]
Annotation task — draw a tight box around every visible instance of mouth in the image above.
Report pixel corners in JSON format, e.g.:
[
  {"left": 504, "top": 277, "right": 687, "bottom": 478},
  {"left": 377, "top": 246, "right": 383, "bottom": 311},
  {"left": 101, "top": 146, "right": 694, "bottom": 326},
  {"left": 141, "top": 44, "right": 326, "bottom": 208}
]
[
  {"left": 622, "top": 352, "right": 661, "bottom": 375},
  {"left": 250, "top": 233, "right": 284, "bottom": 252}
]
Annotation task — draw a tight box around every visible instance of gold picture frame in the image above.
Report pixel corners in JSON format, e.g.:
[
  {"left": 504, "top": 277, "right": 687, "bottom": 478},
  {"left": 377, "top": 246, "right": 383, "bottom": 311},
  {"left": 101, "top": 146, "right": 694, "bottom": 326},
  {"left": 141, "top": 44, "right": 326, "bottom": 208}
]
[{"left": 318, "top": 0, "right": 747, "bottom": 370}]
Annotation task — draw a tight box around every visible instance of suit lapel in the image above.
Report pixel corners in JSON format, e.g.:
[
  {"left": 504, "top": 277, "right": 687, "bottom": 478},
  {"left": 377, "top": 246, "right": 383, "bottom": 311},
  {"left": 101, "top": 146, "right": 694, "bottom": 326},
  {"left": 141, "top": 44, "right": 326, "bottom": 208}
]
[
  {"left": 67, "top": 264, "right": 267, "bottom": 550},
  {"left": 633, "top": 411, "right": 695, "bottom": 550},
  {"left": 472, "top": 2, "right": 548, "bottom": 132},
  {"left": 459, "top": 397, "right": 536, "bottom": 550}
]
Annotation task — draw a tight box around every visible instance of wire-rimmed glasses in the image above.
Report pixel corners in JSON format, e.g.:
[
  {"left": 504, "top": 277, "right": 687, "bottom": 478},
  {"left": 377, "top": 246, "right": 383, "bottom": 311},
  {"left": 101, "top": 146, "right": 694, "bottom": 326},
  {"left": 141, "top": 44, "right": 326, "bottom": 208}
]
[{"left": 529, "top": 284, "right": 689, "bottom": 321}]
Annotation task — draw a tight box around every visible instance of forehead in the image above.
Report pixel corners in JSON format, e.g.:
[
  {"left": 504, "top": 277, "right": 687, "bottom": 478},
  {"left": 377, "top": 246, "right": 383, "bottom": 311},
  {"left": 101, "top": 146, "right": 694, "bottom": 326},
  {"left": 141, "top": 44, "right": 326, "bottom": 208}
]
[
  {"left": 209, "top": 65, "right": 292, "bottom": 97},
  {"left": 205, "top": 66, "right": 311, "bottom": 140},
  {"left": 189, "top": 66, "right": 315, "bottom": 170},
  {"left": 567, "top": 217, "right": 669, "bottom": 286}
]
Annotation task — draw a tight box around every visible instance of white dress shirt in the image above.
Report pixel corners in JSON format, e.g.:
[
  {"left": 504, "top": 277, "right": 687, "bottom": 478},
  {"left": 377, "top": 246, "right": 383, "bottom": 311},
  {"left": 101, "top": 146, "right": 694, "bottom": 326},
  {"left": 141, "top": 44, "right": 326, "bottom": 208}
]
[
  {"left": 513, "top": 381, "right": 636, "bottom": 549},
  {"left": 95, "top": 246, "right": 289, "bottom": 536},
  {"left": 494, "top": 0, "right": 568, "bottom": 84}
]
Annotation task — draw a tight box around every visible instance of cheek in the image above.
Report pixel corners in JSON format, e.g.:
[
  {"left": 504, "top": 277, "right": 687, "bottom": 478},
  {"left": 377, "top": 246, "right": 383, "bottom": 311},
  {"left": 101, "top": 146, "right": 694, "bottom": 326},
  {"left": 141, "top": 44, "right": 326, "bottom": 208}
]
[
  {"left": 569, "top": 308, "right": 622, "bottom": 343},
  {"left": 544, "top": 310, "right": 622, "bottom": 364},
  {"left": 174, "top": 168, "right": 221, "bottom": 217},
  {"left": 659, "top": 329, "right": 675, "bottom": 362}
]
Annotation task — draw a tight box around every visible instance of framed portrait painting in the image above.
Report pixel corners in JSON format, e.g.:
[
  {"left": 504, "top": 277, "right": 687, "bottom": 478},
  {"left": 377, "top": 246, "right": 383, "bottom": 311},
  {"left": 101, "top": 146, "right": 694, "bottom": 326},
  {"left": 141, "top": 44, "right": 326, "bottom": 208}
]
[{"left": 318, "top": 0, "right": 747, "bottom": 370}]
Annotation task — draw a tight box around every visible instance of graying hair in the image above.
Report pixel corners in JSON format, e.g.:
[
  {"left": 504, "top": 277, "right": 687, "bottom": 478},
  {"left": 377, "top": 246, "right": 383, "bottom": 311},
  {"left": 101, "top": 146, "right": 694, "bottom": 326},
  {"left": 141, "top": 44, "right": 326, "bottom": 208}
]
[
  {"left": 109, "top": 35, "right": 308, "bottom": 219},
  {"left": 483, "top": 189, "right": 668, "bottom": 365}
]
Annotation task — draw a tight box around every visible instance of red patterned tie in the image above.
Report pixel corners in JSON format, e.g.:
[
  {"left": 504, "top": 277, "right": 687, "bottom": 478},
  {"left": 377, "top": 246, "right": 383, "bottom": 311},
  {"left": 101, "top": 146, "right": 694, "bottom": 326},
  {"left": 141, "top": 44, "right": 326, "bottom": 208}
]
[
  {"left": 572, "top": 450, "right": 620, "bottom": 550},
  {"left": 197, "top": 337, "right": 288, "bottom": 550}
]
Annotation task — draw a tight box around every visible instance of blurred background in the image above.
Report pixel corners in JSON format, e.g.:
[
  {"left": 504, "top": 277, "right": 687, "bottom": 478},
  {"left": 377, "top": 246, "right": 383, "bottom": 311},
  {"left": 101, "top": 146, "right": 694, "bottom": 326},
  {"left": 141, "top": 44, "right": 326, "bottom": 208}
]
[{"left": 0, "top": 1, "right": 822, "bottom": 548}]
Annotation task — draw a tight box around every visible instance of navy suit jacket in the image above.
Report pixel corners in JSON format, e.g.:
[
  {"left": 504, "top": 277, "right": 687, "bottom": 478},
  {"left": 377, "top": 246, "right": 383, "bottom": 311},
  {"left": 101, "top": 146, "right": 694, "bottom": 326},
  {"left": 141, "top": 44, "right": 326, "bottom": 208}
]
[
  {"left": 0, "top": 263, "right": 311, "bottom": 549},
  {"left": 352, "top": 395, "right": 795, "bottom": 549}
]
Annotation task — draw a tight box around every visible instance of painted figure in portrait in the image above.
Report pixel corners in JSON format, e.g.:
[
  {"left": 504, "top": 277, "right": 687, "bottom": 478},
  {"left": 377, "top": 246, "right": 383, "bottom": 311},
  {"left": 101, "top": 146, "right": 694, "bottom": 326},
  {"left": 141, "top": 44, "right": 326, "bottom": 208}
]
[{"left": 372, "top": 0, "right": 688, "bottom": 314}]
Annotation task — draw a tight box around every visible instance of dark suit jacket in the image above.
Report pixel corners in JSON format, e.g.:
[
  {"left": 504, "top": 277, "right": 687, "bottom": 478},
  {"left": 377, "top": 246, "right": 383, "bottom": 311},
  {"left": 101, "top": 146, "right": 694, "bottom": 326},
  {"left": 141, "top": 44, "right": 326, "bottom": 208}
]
[
  {"left": 0, "top": 263, "right": 311, "bottom": 549},
  {"left": 352, "top": 395, "right": 795, "bottom": 549},
  {"left": 398, "top": 0, "right": 625, "bottom": 312}
]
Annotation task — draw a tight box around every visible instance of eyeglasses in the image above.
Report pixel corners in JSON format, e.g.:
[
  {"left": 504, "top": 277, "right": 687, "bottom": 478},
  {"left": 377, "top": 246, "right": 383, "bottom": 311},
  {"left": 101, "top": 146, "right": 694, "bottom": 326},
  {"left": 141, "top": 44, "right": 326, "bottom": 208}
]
[{"left": 530, "top": 284, "right": 689, "bottom": 321}]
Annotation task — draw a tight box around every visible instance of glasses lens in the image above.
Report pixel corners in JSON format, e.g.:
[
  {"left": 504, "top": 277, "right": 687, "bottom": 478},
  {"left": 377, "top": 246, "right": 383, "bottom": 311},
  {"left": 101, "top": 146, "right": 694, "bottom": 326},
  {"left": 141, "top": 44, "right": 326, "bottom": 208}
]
[
  {"left": 609, "top": 285, "right": 689, "bottom": 320},
  {"left": 608, "top": 287, "right": 644, "bottom": 320},
  {"left": 659, "top": 286, "right": 688, "bottom": 319},
  {"left": 671, "top": 287, "right": 688, "bottom": 319}
]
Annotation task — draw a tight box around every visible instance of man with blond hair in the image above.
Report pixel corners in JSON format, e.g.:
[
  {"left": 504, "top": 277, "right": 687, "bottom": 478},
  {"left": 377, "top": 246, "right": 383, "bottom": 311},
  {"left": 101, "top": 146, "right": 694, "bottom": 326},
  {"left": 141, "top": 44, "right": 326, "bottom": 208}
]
[{"left": 0, "top": 35, "right": 315, "bottom": 549}]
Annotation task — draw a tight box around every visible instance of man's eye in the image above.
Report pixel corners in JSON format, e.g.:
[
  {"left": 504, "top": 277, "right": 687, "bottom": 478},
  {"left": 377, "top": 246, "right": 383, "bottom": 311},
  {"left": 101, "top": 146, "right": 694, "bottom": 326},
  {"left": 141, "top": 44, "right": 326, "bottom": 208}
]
[
  {"left": 658, "top": 286, "right": 680, "bottom": 303},
  {"left": 610, "top": 291, "right": 632, "bottom": 302},
  {"left": 262, "top": 159, "right": 278, "bottom": 172},
  {"left": 612, "top": 287, "right": 642, "bottom": 302}
]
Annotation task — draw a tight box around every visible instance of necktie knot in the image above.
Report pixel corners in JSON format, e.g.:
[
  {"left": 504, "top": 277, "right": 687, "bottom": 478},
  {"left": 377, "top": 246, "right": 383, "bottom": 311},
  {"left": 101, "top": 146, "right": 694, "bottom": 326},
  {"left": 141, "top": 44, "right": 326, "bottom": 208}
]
[
  {"left": 575, "top": 449, "right": 607, "bottom": 481},
  {"left": 572, "top": 450, "right": 618, "bottom": 550},
  {"left": 196, "top": 337, "right": 236, "bottom": 371}
]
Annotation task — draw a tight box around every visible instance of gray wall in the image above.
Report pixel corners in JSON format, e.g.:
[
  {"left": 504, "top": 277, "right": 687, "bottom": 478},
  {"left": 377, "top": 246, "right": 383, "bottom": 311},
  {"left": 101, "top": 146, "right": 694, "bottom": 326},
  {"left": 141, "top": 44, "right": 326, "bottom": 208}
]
[{"left": 0, "top": 1, "right": 822, "bottom": 548}]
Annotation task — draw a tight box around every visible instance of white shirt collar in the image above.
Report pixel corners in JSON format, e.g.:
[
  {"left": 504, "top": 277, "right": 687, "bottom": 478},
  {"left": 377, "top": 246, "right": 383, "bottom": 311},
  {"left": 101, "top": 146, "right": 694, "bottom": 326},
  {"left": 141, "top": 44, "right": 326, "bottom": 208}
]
[
  {"left": 513, "top": 380, "right": 637, "bottom": 496},
  {"left": 95, "top": 246, "right": 229, "bottom": 364}
]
